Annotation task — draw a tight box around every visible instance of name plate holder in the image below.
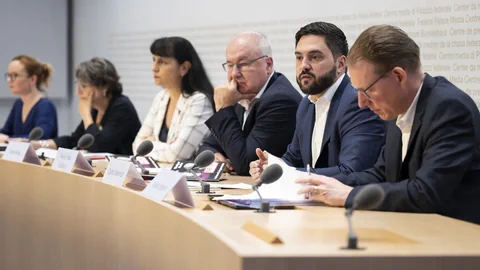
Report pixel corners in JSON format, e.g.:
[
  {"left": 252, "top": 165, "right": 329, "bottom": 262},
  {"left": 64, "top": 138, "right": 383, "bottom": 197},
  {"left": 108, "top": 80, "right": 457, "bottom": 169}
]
[
  {"left": 2, "top": 141, "right": 41, "bottom": 165},
  {"left": 51, "top": 148, "right": 99, "bottom": 177},
  {"left": 102, "top": 158, "right": 146, "bottom": 190},
  {"left": 142, "top": 168, "right": 194, "bottom": 208}
]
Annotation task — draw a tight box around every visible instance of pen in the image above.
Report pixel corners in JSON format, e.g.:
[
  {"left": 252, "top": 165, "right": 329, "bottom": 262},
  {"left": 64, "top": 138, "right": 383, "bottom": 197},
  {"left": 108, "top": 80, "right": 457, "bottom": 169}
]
[{"left": 307, "top": 164, "right": 311, "bottom": 199}]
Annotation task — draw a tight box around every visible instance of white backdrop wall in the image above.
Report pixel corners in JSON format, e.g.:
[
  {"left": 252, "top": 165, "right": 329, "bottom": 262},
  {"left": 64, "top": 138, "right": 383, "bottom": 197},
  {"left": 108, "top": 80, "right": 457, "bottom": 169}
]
[
  {"left": 0, "top": 0, "right": 72, "bottom": 135},
  {"left": 74, "top": 0, "right": 480, "bottom": 124}
]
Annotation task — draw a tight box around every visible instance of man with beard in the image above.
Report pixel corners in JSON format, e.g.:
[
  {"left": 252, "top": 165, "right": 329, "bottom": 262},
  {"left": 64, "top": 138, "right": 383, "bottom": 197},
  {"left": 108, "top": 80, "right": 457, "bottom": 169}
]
[
  {"left": 250, "top": 22, "right": 385, "bottom": 181},
  {"left": 294, "top": 25, "right": 480, "bottom": 224}
]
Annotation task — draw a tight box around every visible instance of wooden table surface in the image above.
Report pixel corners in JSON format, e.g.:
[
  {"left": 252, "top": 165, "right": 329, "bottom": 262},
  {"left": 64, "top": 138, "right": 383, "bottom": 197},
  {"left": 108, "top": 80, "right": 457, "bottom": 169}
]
[{"left": 1, "top": 159, "right": 479, "bottom": 270}]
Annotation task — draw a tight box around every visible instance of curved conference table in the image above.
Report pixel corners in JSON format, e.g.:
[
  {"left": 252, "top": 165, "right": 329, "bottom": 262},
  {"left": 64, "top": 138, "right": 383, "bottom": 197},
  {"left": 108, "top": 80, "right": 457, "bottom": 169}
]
[{"left": 1, "top": 159, "right": 480, "bottom": 270}]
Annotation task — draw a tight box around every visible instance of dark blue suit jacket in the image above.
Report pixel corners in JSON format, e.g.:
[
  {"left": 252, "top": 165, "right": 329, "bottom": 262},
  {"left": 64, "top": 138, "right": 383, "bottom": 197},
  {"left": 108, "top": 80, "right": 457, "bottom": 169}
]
[
  {"left": 336, "top": 74, "right": 480, "bottom": 224},
  {"left": 282, "top": 75, "right": 385, "bottom": 176},
  {"left": 199, "top": 72, "right": 302, "bottom": 176}
]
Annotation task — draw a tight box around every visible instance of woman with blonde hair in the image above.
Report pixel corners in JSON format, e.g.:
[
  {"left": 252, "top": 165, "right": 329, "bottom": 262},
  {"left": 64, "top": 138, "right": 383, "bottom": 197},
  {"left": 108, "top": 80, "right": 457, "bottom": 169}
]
[{"left": 1, "top": 55, "right": 58, "bottom": 142}]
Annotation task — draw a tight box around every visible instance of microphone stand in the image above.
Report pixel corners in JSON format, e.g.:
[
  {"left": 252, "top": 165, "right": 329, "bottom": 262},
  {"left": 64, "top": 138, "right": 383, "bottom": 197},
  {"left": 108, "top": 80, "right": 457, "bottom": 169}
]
[
  {"left": 188, "top": 166, "right": 212, "bottom": 194},
  {"left": 342, "top": 208, "right": 363, "bottom": 250},
  {"left": 131, "top": 155, "right": 149, "bottom": 175},
  {"left": 253, "top": 186, "right": 274, "bottom": 213}
]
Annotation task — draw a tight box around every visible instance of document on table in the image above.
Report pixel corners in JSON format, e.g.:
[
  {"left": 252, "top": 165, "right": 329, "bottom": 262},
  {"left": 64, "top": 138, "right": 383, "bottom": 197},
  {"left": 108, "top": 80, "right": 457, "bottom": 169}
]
[
  {"left": 187, "top": 182, "right": 252, "bottom": 190},
  {"left": 213, "top": 155, "right": 310, "bottom": 202}
]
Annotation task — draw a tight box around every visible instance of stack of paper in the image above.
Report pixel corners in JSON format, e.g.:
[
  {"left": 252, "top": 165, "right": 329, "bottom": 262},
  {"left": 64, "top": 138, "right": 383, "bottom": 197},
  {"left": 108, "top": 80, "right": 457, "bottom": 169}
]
[{"left": 214, "top": 155, "right": 310, "bottom": 202}]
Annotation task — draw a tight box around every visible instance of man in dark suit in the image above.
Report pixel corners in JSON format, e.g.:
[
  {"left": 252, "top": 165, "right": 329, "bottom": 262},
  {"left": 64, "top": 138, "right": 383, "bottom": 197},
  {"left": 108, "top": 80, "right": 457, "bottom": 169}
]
[
  {"left": 250, "top": 22, "right": 385, "bottom": 180},
  {"left": 199, "top": 32, "right": 302, "bottom": 176},
  {"left": 296, "top": 25, "right": 480, "bottom": 224}
]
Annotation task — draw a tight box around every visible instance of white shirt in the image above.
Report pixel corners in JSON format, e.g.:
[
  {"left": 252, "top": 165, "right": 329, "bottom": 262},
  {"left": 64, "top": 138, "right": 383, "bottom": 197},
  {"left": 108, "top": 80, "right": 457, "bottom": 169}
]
[
  {"left": 396, "top": 82, "right": 423, "bottom": 162},
  {"left": 310, "top": 73, "right": 345, "bottom": 165},
  {"left": 238, "top": 72, "right": 275, "bottom": 130}
]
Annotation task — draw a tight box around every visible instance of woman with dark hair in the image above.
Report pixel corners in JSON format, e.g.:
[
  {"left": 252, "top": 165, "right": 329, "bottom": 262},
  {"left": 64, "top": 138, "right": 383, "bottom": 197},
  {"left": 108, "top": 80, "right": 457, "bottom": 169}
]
[
  {"left": 32, "top": 57, "right": 141, "bottom": 155},
  {"left": 1, "top": 55, "right": 58, "bottom": 142},
  {"left": 133, "top": 37, "right": 214, "bottom": 162}
]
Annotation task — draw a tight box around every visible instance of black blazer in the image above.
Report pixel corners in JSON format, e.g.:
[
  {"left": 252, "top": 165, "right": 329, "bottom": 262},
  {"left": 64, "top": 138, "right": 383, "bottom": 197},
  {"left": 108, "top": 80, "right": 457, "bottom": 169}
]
[
  {"left": 335, "top": 74, "right": 480, "bottom": 224},
  {"left": 54, "top": 95, "right": 141, "bottom": 155},
  {"left": 282, "top": 75, "right": 385, "bottom": 176},
  {"left": 199, "top": 72, "right": 302, "bottom": 175}
]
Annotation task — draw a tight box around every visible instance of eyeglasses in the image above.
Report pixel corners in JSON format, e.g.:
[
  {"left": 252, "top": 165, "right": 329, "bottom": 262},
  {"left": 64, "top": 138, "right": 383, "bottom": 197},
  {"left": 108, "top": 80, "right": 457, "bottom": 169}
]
[
  {"left": 4, "top": 72, "right": 28, "bottom": 82},
  {"left": 222, "top": 55, "right": 268, "bottom": 72},
  {"left": 354, "top": 70, "right": 391, "bottom": 100}
]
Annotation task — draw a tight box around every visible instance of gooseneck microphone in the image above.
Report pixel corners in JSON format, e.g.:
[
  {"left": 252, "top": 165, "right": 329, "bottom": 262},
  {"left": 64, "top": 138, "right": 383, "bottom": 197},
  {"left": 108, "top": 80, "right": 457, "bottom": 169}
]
[
  {"left": 252, "top": 164, "right": 283, "bottom": 213},
  {"left": 343, "top": 184, "right": 386, "bottom": 250},
  {"left": 185, "top": 150, "right": 215, "bottom": 194},
  {"left": 131, "top": 140, "right": 154, "bottom": 175},
  {"left": 29, "top": 127, "right": 46, "bottom": 160},
  {"left": 28, "top": 127, "right": 44, "bottom": 142},
  {"left": 73, "top": 134, "right": 95, "bottom": 150}
]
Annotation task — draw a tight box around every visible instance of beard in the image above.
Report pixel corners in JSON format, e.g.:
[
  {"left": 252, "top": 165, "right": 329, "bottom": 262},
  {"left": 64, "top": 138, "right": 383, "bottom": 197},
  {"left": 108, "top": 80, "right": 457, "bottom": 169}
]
[{"left": 296, "top": 65, "right": 337, "bottom": 95}]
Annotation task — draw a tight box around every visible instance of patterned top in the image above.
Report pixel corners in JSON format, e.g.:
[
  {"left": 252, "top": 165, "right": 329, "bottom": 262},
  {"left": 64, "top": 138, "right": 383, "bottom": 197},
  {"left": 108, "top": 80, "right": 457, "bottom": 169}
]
[{"left": 133, "top": 90, "right": 213, "bottom": 162}]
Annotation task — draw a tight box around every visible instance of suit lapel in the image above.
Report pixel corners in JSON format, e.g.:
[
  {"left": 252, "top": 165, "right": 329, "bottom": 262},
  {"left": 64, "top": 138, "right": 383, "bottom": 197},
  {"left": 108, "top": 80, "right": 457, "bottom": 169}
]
[
  {"left": 401, "top": 74, "right": 433, "bottom": 167},
  {"left": 319, "top": 75, "right": 350, "bottom": 155},
  {"left": 389, "top": 122, "right": 403, "bottom": 181},
  {"left": 234, "top": 104, "right": 245, "bottom": 127},
  {"left": 303, "top": 103, "right": 315, "bottom": 166},
  {"left": 240, "top": 72, "right": 280, "bottom": 132}
]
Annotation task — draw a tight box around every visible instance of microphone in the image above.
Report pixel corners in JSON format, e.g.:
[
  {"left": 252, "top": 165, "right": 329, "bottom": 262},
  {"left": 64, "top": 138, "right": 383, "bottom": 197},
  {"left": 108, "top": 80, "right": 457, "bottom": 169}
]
[
  {"left": 131, "top": 140, "right": 154, "bottom": 175},
  {"left": 28, "top": 127, "right": 44, "bottom": 141},
  {"left": 251, "top": 164, "right": 283, "bottom": 213},
  {"left": 343, "top": 184, "right": 386, "bottom": 250},
  {"left": 73, "top": 134, "right": 95, "bottom": 150},
  {"left": 184, "top": 150, "right": 215, "bottom": 193},
  {"left": 29, "top": 127, "right": 46, "bottom": 160}
]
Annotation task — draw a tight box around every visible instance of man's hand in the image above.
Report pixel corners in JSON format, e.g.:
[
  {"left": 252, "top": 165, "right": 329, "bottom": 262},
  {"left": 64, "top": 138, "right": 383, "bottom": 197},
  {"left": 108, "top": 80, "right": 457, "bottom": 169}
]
[
  {"left": 215, "top": 152, "right": 233, "bottom": 173},
  {"left": 214, "top": 79, "right": 256, "bottom": 111},
  {"left": 296, "top": 174, "right": 353, "bottom": 207},
  {"left": 0, "top": 133, "right": 9, "bottom": 143},
  {"left": 7, "top": 137, "right": 28, "bottom": 143},
  {"left": 249, "top": 148, "right": 269, "bottom": 183}
]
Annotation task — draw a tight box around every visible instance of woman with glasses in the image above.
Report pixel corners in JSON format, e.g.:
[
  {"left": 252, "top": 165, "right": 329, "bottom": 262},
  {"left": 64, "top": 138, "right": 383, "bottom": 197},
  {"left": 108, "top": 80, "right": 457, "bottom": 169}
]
[
  {"left": 1, "top": 55, "right": 58, "bottom": 143},
  {"left": 133, "top": 37, "right": 214, "bottom": 162},
  {"left": 31, "top": 57, "right": 141, "bottom": 155}
]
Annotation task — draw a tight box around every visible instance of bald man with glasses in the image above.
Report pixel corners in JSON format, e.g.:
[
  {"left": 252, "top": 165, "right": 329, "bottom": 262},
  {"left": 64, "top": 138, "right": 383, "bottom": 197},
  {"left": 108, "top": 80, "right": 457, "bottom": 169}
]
[{"left": 198, "top": 32, "right": 302, "bottom": 176}]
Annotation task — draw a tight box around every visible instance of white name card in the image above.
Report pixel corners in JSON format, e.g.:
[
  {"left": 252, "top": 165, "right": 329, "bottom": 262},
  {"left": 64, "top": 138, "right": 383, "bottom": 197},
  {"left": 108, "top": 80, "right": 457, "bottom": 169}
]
[
  {"left": 52, "top": 148, "right": 94, "bottom": 175},
  {"left": 142, "top": 169, "right": 194, "bottom": 208},
  {"left": 103, "top": 158, "right": 146, "bottom": 189},
  {"left": 3, "top": 141, "right": 41, "bottom": 165}
]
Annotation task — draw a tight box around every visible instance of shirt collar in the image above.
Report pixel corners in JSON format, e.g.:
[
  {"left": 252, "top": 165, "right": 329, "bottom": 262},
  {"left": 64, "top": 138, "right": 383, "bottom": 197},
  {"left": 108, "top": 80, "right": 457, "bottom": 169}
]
[
  {"left": 308, "top": 73, "right": 345, "bottom": 104},
  {"left": 238, "top": 71, "right": 275, "bottom": 110},
  {"left": 396, "top": 81, "right": 424, "bottom": 130}
]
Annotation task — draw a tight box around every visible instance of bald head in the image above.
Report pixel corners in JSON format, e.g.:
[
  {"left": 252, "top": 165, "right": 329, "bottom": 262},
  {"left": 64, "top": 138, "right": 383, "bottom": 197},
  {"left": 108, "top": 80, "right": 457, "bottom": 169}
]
[
  {"left": 224, "top": 31, "right": 274, "bottom": 95},
  {"left": 227, "top": 32, "right": 272, "bottom": 57}
]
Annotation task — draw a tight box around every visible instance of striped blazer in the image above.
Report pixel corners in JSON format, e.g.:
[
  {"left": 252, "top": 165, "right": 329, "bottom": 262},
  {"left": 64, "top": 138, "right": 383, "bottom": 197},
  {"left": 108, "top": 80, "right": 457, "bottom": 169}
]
[{"left": 133, "top": 90, "right": 213, "bottom": 162}]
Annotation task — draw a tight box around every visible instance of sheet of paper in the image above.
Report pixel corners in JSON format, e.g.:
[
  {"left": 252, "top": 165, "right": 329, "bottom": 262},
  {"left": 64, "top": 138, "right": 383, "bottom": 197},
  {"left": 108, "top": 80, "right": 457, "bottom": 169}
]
[
  {"left": 187, "top": 182, "right": 252, "bottom": 190},
  {"left": 83, "top": 152, "right": 114, "bottom": 158},
  {"left": 35, "top": 148, "right": 58, "bottom": 159},
  {"left": 214, "top": 155, "right": 308, "bottom": 202}
]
